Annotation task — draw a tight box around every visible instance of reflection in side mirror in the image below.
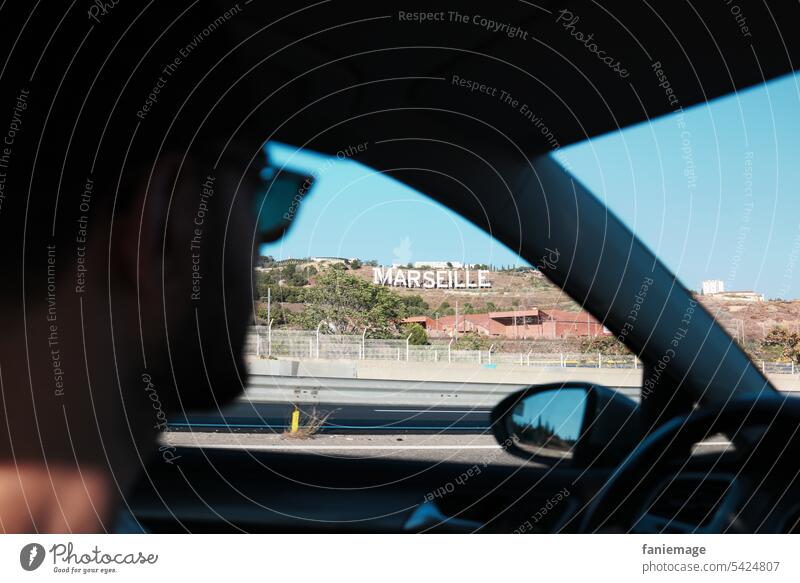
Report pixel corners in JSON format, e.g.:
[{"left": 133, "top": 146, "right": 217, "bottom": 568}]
[
  {"left": 492, "top": 382, "right": 638, "bottom": 467},
  {"left": 506, "top": 388, "right": 589, "bottom": 460}
]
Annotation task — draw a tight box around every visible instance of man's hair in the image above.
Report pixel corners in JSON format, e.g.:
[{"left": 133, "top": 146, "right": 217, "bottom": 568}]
[{"left": 0, "top": 2, "right": 271, "bottom": 298}]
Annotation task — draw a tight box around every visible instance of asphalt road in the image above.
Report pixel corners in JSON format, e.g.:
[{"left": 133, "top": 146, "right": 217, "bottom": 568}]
[
  {"left": 169, "top": 402, "right": 493, "bottom": 433},
  {"left": 161, "top": 432, "right": 526, "bottom": 465}
]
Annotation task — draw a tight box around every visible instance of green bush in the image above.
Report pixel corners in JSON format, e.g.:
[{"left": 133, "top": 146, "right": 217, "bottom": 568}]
[{"left": 404, "top": 323, "right": 429, "bottom": 345}]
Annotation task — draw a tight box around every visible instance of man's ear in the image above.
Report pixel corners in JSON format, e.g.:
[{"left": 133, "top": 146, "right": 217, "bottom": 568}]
[{"left": 116, "top": 154, "right": 199, "bottom": 302}]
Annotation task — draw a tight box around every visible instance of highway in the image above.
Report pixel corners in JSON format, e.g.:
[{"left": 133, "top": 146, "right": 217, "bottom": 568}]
[
  {"left": 162, "top": 432, "right": 525, "bottom": 466},
  {"left": 169, "top": 372, "right": 641, "bottom": 434},
  {"left": 169, "top": 402, "right": 494, "bottom": 433}
]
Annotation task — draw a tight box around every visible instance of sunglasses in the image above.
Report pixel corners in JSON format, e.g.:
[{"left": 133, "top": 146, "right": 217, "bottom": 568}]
[{"left": 253, "top": 167, "right": 315, "bottom": 243}]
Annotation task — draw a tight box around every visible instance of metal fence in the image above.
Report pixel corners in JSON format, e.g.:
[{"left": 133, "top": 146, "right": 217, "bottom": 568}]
[{"left": 245, "top": 328, "right": 800, "bottom": 374}]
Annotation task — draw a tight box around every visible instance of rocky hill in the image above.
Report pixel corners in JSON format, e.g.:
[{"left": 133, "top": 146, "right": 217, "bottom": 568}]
[{"left": 259, "top": 259, "right": 800, "bottom": 357}]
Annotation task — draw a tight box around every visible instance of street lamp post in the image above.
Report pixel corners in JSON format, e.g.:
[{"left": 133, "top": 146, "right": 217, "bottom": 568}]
[
  {"left": 316, "top": 321, "right": 324, "bottom": 359},
  {"left": 454, "top": 301, "right": 459, "bottom": 341},
  {"left": 267, "top": 318, "right": 274, "bottom": 357},
  {"left": 361, "top": 326, "right": 369, "bottom": 360}
]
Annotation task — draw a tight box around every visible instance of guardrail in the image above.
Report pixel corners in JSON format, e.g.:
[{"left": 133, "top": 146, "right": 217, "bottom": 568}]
[
  {"left": 245, "top": 329, "right": 799, "bottom": 374},
  {"left": 245, "top": 374, "right": 642, "bottom": 408}
]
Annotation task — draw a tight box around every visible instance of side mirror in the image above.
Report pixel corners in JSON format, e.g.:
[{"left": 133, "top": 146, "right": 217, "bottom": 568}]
[{"left": 490, "top": 382, "right": 638, "bottom": 467}]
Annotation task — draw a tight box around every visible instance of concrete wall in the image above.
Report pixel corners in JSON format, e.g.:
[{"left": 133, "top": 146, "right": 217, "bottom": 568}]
[{"left": 248, "top": 356, "right": 800, "bottom": 392}]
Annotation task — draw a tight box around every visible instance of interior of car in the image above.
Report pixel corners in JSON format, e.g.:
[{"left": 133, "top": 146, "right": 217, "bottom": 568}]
[{"left": 128, "top": 1, "right": 800, "bottom": 533}]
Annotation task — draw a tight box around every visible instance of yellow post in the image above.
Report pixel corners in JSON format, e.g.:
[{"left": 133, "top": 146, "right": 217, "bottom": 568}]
[{"left": 290, "top": 408, "right": 300, "bottom": 433}]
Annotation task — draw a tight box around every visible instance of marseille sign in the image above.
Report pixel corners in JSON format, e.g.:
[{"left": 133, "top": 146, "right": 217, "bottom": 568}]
[{"left": 372, "top": 267, "right": 491, "bottom": 289}]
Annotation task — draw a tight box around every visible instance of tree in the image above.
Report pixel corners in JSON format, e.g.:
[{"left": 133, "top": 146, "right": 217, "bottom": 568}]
[
  {"left": 763, "top": 325, "right": 793, "bottom": 347},
  {"left": 435, "top": 301, "right": 455, "bottom": 316},
  {"left": 292, "top": 268, "right": 407, "bottom": 337},
  {"left": 485, "top": 301, "right": 498, "bottom": 312},
  {"left": 580, "top": 335, "right": 629, "bottom": 355},
  {"left": 404, "top": 323, "right": 429, "bottom": 345},
  {"left": 761, "top": 325, "right": 800, "bottom": 363},
  {"left": 256, "top": 301, "right": 292, "bottom": 326},
  {"left": 454, "top": 333, "right": 490, "bottom": 350},
  {"left": 400, "top": 294, "right": 429, "bottom": 316},
  {"left": 256, "top": 255, "right": 275, "bottom": 268},
  {"left": 349, "top": 259, "right": 363, "bottom": 270}
]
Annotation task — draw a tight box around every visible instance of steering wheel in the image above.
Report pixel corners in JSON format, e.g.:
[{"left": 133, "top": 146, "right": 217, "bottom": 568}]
[{"left": 579, "top": 394, "right": 800, "bottom": 533}]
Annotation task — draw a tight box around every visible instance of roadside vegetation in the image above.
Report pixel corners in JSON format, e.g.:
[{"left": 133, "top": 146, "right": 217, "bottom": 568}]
[{"left": 253, "top": 258, "right": 800, "bottom": 362}]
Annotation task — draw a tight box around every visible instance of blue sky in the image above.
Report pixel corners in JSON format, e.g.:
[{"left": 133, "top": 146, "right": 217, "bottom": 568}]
[
  {"left": 514, "top": 388, "right": 587, "bottom": 442},
  {"left": 559, "top": 71, "right": 800, "bottom": 300},
  {"left": 261, "top": 143, "right": 525, "bottom": 269},
  {"left": 264, "top": 71, "right": 800, "bottom": 298}
]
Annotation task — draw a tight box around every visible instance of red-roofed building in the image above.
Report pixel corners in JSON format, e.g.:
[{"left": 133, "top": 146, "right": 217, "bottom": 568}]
[{"left": 403, "top": 308, "right": 609, "bottom": 339}]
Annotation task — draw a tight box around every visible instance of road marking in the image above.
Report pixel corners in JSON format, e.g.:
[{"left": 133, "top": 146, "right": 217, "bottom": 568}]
[
  {"left": 372, "top": 409, "right": 491, "bottom": 414},
  {"left": 694, "top": 441, "right": 733, "bottom": 446},
  {"left": 186, "top": 444, "right": 502, "bottom": 451}
]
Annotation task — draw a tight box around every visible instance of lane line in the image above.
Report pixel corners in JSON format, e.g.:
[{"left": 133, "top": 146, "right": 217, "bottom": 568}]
[
  {"left": 168, "top": 422, "right": 490, "bottom": 430},
  {"left": 694, "top": 441, "right": 733, "bottom": 446},
  {"left": 175, "top": 444, "right": 502, "bottom": 451},
  {"left": 372, "top": 409, "right": 491, "bottom": 414}
]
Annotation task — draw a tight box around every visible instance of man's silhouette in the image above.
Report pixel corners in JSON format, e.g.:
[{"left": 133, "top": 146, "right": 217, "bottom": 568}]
[{"left": 0, "top": 3, "right": 286, "bottom": 532}]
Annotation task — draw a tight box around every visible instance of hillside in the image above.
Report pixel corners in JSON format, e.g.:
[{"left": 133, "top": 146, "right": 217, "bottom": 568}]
[
  {"left": 256, "top": 259, "right": 800, "bottom": 359},
  {"left": 345, "top": 265, "right": 581, "bottom": 314},
  {"left": 698, "top": 297, "right": 800, "bottom": 343}
]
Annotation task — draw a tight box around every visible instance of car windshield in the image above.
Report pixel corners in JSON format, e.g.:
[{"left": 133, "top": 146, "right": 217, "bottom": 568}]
[
  {"left": 557, "top": 70, "right": 800, "bottom": 365},
  {"left": 169, "top": 71, "right": 800, "bottom": 460}
]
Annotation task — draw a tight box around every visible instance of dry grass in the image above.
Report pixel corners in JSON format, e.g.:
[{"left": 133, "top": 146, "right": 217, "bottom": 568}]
[{"left": 282, "top": 406, "right": 336, "bottom": 439}]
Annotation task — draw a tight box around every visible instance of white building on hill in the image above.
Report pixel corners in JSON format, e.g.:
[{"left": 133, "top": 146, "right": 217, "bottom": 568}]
[
  {"left": 410, "top": 261, "right": 464, "bottom": 269},
  {"left": 702, "top": 279, "right": 725, "bottom": 295}
]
